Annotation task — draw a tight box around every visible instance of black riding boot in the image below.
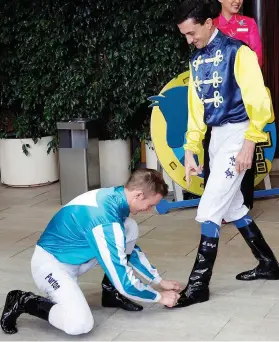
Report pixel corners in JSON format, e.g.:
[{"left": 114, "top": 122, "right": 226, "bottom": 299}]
[
  {"left": 1, "top": 290, "right": 54, "bottom": 334},
  {"left": 102, "top": 253, "right": 143, "bottom": 311},
  {"left": 172, "top": 235, "right": 219, "bottom": 308},
  {"left": 101, "top": 274, "right": 143, "bottom": 311},
  {"left": 236, "top": 221, "right": 279, "bottom": 280}
]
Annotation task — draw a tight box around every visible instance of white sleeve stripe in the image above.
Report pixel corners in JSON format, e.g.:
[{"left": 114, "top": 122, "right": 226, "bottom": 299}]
[
  {"left": 112, "top": 223, "right": 159, "bottom": 300},
  {"left": 92, "top": 225, "right": 124, "bottom": 294},
  {"left": 93, "top": 224, "right": 158, "bottom": 302},
  {"left": 134, "top": 248, "right": 160, "bottom": 278},
  {"left": 130, "top": 264, "right": 153, "bottom": 283}
]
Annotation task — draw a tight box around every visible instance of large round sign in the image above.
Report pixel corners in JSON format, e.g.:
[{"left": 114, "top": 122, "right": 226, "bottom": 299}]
[{"left": 149, "top": 71, "right": 277, "bottom": 196}]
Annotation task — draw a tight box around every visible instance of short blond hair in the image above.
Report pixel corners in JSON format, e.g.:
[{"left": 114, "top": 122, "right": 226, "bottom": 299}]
[{"left": 125, "top": 168, "right": 168, "bottom": 197}]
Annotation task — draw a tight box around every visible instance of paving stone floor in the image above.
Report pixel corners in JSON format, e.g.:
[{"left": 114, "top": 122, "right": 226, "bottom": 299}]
[{"left": 0, "top": 178, "right": 279, "bottom": 341}]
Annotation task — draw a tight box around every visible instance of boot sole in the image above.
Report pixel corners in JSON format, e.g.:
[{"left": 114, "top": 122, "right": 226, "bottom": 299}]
[
  {"left": 236, "top": 274, "right": 279, "bottom": 281},
  {"left": 102, "top": 302, "right": 143, "bottom": 311},
  {"left": 167, "top": 295, "right": 209, "bottom": 309},
  {"left": 102, "top": 297, "right": 143, "bottom": 311}
]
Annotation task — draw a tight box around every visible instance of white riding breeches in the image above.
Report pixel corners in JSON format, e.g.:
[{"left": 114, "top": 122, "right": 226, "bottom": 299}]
[{"left": 196, "top": 121, "right": 250, "bottom": 226}]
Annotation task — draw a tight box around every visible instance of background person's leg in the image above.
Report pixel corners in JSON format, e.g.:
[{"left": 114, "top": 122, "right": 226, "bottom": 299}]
[
  {"left": 240, "top": 149, "right": 256, "bottom": 210},
  {"left": 203, "top": 127, "right": 212, "bottom": 188}
]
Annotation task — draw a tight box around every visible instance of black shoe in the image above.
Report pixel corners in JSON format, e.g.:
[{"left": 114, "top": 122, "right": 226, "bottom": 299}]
[
  {"left": 236, "top": 221, "right": 279, "bottom": 281},
  {"left": 102, "top": 275, "right": 143, "bottom": 311},
  {"left": 1, "top": 290, "right": 54, "bottom": 334},
  {"left": 171, "top": 235, "right": 219, "bottom": 309}
]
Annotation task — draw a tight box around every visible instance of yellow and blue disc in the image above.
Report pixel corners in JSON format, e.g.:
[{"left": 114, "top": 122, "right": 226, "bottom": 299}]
[{"left": 149, "top": 71, "right": 277, "bottom": 196}]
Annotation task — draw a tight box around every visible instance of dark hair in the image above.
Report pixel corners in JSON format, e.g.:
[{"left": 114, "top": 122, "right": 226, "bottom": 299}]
[
  {"left": 125, "top": 168, "right": 168, "bottom": 197},
  {"left": 176, "top": 0, "right": 221, "bottom": 25}
]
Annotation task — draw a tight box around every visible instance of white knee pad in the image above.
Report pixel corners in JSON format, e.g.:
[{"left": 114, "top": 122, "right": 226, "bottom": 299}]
[
  {"left": 124, "top": 218, "right": 139, "bottom": 254},
  {"left": 124, "top": 217, "right": 139, "bottom": 242},
  {"left": 64, "top": 312, "right": 94, "bottom": 335}
]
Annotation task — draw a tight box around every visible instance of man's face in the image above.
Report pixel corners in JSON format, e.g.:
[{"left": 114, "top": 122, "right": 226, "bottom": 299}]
[
  {"left": 178, "top": 18, "right": 213, "bottom": 49},
  {"left": 129, "top": 192, "right": 163, "bottom": 215},
  {"left": 219, "top": 0, "right": 243, "bottom": 15}
]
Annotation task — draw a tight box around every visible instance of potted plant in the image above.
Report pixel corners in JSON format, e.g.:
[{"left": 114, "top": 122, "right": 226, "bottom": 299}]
[
  {"left": 0, "top": 0, "right": 101, "bottom": 187},
  {"left": 0, "top": 105, "right": 59, "bottom": 187},
  {"left": 97, "top": 113, "right": 132, "bottom": 187}
]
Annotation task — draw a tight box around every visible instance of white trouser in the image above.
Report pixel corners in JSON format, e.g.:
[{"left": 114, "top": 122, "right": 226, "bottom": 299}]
[
  {"left": 196, "top": 121, "right": 250, "bottom": 226},
  {"left": 31, "top": 217, "right": 138, "bottom": 336}
]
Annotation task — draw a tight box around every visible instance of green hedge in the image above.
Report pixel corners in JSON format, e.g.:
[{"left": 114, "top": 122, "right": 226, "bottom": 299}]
[{"left": 0, "top": 0, "right": 190, "bottom": 141}]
